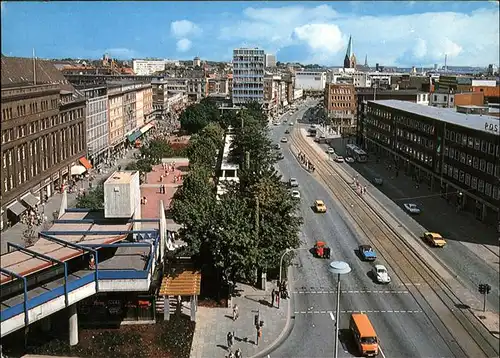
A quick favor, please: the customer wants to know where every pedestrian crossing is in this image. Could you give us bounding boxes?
[293,309,423,315]
[292,289,410,294]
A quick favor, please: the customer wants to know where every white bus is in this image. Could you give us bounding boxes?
[346,144,368,163]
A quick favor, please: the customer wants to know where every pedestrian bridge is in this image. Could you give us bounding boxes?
[0,208,162,338]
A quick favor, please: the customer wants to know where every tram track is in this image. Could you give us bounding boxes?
[291,128,498,358]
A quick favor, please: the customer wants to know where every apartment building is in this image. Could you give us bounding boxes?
[363,100,500,227]
[324,83,357,134]
[265,54,277,68]
[232,48,265,105]
[206,74,230,97]
[132,60,167,76]
[108,88,124,151]
[295,71,327,92]
[1,56,86,229]
[79,85,109,167]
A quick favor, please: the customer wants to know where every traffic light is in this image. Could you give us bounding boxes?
[479,284,486,294]
[485,284,491,294]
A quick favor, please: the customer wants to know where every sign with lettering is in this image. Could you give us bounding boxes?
[484,122,499,133]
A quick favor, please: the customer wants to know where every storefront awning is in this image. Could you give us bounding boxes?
[71,165,87,176]
[140,123,154,134]
[127,130,142,143]
[7,201,28,217]
[79,157,92,170]
[21,192,40,209]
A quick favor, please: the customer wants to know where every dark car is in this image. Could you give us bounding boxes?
[285,129,290,134]
[276,152,284,160]
[359,244,377,261]
[372,177,383,186]
[274,143,280,150]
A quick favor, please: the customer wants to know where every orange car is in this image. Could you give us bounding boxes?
[314,240,331,259]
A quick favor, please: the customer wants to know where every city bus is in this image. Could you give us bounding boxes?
[346,144,368,163]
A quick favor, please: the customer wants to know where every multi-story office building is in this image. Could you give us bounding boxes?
[295,71,327,93]
[132,60,167,76]
[265,54,277,68]
[363,99,500,227]
[232,48,265,105]
[1,56,86,229]
[79,85,109,167]
[324,83,357,134]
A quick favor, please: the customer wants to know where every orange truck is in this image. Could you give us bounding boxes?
[349,313,379,356]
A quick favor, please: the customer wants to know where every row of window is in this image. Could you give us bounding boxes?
[444,146,500,178]
[367,108,436,136]
[396,128,434,150]
[445,129,498,156]
[2,99,58,121]
[2,124,84,193]
[443,163,500,200]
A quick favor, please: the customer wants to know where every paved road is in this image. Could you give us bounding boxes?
[268,101,457,358]
[317,138,500,314]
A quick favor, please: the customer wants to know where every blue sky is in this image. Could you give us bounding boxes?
[1,1,499,67]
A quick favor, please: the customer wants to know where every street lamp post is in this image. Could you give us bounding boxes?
[329,261,352,358]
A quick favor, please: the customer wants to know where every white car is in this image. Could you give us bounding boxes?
[403,203,421,214]
[334,156,344,163]
[289,178,299,187]
[291,190,301,200]
[327,147,335,154]
[373,264,391,284]
[345,156,355,163]
[281,137,288,143]
[289,122,294,126]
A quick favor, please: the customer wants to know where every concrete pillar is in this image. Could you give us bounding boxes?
[159,200,166,261]
[163,296,170,321]
[41,317,51,332]
[482,203,487,222]
[68,304,78,346]
[58,190,68,219]
[190,295,196,322]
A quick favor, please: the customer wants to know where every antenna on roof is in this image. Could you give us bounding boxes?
[33,48,37,85]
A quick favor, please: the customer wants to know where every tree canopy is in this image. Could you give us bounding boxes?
[179,98,221,134]
[75,184,105,210]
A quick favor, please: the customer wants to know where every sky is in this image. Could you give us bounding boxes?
[1,1,499,67]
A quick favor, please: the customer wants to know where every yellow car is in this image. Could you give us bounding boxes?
[315,200,327,213]
[423,232,446,247]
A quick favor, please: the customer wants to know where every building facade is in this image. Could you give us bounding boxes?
[80,86,109,166]
[132,60,167,76]
[295,71,327,92]
[1,56,87,230]
[265,54,277,68]
[362,99,500,229]
[232,48,265,105]
[324,83,357,134]
[108,89,124,150]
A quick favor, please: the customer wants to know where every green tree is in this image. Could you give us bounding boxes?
[185,122,224,168]
[126,158,154,173]
[179,105,209,134]
[140,139,174,162]
[75,184,105,210]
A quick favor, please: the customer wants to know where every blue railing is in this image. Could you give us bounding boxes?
[1,234,161,324]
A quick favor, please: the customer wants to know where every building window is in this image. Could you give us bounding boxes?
[481,140,487,153]
[473,157,479,169]
[447,165,453,177]
[474,138,480,150]
[471,176,478,189]
[493,186,499,200]
[478,179,485,193]
[466,154,472,166]
[459,171,465,182]
[453,168,459,180]
[485,183,492,197]
[479,159,486,172]
[460,152,466,164]
[465,173,471,186]
[486,162,493,175]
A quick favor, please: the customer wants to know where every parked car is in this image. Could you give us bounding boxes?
[345,156,355,163]
[359,245,377,261]
[372,177,383,186]
[289,178,299,187]
[314,200,327,213]
[327,147,335,154]
[291,190,301,200]
[281,137,288,143]
[403,203,421,214]
[372,264,391,284]
[285,129,290,134]
[289,122,294,126]
[423,232,446,247]
[334,156,344,163]
[276,152,284,160]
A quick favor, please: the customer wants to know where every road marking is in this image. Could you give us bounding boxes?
[292,290,409,294]
[293,310,423,315]
[379,345,387,358]
[329,311,335,321]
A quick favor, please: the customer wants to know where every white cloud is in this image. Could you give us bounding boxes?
[170,20,201,38]
[176,38,192,53]
[104,48,137,59]
[215,5,499,66]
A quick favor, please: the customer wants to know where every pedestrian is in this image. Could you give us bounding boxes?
[118,165,121,171]
[227,331,234,349]
[235,348,242,358]
[232,304,239,321]
[271,288,275,307]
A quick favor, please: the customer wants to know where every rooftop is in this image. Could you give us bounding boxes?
[105,171,138,185]
[370,100,499,134]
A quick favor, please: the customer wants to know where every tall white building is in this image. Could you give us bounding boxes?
[295,71,327,91]
[132,59,180,76]
[232,48,265,105]
[265,54,277,68]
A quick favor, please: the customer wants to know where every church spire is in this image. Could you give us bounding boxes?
[364,54,368,67]
[346,35,353,58]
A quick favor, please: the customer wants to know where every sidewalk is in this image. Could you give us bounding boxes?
[190,281,290,358]
[0,150,138,254]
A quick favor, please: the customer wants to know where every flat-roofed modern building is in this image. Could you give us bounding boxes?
[232,48,265,105]
[363,99,499,228]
